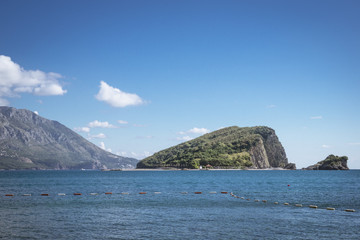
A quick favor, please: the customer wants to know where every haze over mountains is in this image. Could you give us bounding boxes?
[0,107,138,170]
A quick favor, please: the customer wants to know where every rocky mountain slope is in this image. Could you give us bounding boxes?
[303,155,349,170]
[137,126,293,169]
[0,107,138,170]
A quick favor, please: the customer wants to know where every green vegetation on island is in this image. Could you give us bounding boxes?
[137,126,289,169]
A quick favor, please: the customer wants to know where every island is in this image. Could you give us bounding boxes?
[137,126,296,170]
[303,154,349,170]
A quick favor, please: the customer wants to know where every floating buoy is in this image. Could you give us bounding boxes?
[105,192,112,195]
[262,200,267,203]
[121,192,129,195]
[58,193,66,196]
[194,192,202,194]
[154,192,161,194]
[345,209,355,212]
[240,197,245,199]
[181,192,188,194]
[246,199,251,201]
[254,199,259,202]
[274,202,279,204]
[309,205,318,209]
[73,193,82,196]
[139,192,147,194]
[23,194,31,196]
[326,207,335,210]
[288,185,290,187]
[5,194,14,197]
[295,204,303,207]
[284,203,289,205]
[41,193,49,196]
[209,191,217,194]
[90,193,98,195]
[221,192,228,194]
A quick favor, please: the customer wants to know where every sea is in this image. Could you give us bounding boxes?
[0,170,359,240]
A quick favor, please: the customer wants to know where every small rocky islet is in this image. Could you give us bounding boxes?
[303,155,349,170]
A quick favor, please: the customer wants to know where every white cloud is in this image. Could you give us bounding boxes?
[118,120,128,124]
[322,144,331,148]
[0,98,10,106]
[310,116,323,120]
[176,136,193,141]
[99,142,112,152]
[188,127,210,135]
[88,120,116,128]
[95,81,144,107]
[117,151,152,159]
[91,133,106,139]
[75,127,90,133]
[0,55,67,104]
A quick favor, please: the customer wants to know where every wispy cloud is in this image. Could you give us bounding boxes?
[95,81,144,108]
[322,144,331,148]
[75,127,90,133]
[117,151,152,159]
[0,55,67,105]
[118,120,128,124]
[88,120,116,128]
[310,116,323,120]
[188,127,210,134]
[90,133,106,139]
[348,142,360,146]
[176,127,210,141]
[176,136,193,141]
[267,104,276,108]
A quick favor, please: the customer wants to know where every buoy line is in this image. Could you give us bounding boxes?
[1,191,357,213]
[228,192,356,213]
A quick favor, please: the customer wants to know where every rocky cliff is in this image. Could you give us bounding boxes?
[0,106,138,170]
[303,155,349,170]
[137,126,293,169]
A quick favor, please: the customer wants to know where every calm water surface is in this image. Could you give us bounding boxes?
[0,170,359,239]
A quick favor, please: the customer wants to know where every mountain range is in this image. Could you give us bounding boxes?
[0,107,138,170]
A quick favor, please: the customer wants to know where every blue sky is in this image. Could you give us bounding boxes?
[1,0,359,168]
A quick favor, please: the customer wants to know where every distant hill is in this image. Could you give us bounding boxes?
[137,126,292,169]
[0,107,138,170]
[303,155,349,170]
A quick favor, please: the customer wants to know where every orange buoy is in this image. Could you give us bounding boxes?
[139,192,147,194]
[221,192,228,194]
[194,192,202,194]
[5,194,14,197]
[105,192,112,195]
[73,193,82,196]
[41,193,49,196]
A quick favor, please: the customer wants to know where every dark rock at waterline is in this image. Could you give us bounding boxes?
[303,155,349,170]
[284,163,296,170]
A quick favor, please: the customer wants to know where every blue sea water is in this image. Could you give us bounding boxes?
[0,170,359,239]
